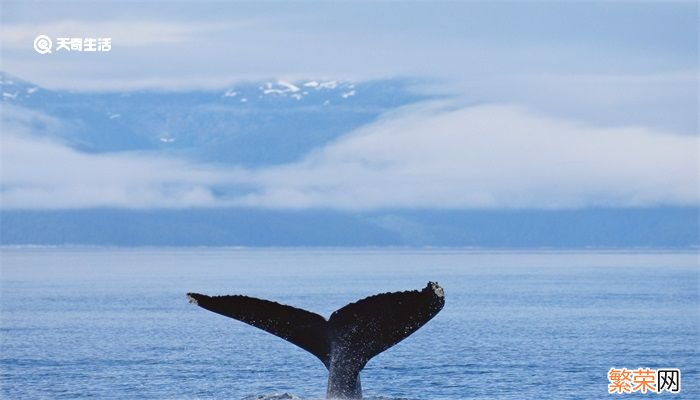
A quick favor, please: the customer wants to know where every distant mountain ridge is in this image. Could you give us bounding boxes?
[2,73,697,248]
[1,208,697,248]
[1,72,430,166]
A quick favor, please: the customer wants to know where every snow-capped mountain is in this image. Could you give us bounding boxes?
[3,72,695,248]
[1,72,428,166]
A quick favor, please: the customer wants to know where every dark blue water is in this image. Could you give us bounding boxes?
[1,249,698,399]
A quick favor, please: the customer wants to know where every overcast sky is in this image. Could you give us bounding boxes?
[1,1,698,210]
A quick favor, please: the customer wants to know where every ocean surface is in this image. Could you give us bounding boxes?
[1,248,698,399]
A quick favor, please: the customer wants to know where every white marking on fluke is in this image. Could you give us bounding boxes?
[430,281,445,298]
[186,294,198,305]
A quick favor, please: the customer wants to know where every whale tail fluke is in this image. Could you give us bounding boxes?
[187,282,445,399]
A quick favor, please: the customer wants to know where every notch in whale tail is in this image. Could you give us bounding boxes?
[187,282,445,399]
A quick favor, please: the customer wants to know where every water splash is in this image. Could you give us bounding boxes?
[241,395,413,400]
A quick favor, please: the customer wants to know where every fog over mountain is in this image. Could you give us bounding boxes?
[1,73,697,247]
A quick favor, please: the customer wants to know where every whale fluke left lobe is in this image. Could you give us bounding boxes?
[186,292,331,365]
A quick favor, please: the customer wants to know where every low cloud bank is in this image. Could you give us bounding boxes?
[2,102,697,210]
